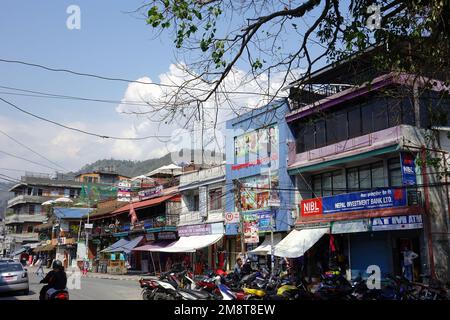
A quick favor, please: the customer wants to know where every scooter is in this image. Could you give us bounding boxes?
[42,288,70,300]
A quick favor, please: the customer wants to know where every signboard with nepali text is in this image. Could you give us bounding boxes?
[301,188,407,217]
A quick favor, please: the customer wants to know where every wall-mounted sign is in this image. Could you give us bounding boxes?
[401,153,417,186]
[178,224,211,237]
[84,223,93,229]
[371,215,423,231]
[331,219,370,234]
[138,185,163,200]
[225,212,240,224]
[157,232,177,240]
[300,188,407,216]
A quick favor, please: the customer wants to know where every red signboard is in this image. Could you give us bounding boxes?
[301,198,323,216]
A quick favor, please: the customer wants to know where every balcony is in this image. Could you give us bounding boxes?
[179,165,225,188]
[7,195,54,208]
[288,125,427,172]
[6,233,39,243]
[178,209,224,226]
[5,214,47,225]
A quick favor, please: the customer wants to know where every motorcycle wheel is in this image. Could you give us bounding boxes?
[153,292,176,300]
[142,290,154,300]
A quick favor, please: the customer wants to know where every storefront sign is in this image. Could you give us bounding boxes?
[371,215,423,231]
[225,212,240,224]
[401,153,417,186]
[138,185,163,200]
[301,188,407,216]
[178,224,211,237]
[157,232,177,240]
[257,211,273,232]
[301,198,323,217]
[331,219,370,234]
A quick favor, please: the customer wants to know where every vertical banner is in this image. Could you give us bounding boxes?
[199,186,207,218]
[401,153,417,186]
[243,213,259,244]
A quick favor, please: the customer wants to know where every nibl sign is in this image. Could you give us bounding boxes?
[301,188,407,216]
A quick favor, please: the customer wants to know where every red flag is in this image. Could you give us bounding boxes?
[329,234,336,252]
[129,202,138,225]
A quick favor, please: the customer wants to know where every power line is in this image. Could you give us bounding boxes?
[0,96,171,141]
[0,58,283,98]
[0,86,255,111]
[0,149,61,171]
[0,128,68,172]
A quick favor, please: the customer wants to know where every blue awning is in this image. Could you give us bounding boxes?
[53,207,94,219]
[101,238,129,253]
[104,236,144,254]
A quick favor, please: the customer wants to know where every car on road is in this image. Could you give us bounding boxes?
[0,261,29,295]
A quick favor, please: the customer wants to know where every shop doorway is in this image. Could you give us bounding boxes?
[393,236,421,281]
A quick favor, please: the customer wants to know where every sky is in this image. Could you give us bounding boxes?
[0,0,327,180]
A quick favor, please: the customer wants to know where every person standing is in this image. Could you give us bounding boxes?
[35,257,45,277]
[402,246,419,281]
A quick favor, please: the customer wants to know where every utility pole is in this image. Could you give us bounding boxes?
[236,180,245,258]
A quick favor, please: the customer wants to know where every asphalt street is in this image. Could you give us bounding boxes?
[0,270,142,300]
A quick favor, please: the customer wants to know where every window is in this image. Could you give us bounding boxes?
[29,205,35,215]
[311,170,344,197]
[327,112,347,144]
[348,107,361,138]
[361,102,373,135]
[27,226,33,233]
[371,162,385,188]
[209,189,222,210]
[372,101,388,132]
[388,157,402,187]
[401,98,415,125]
[193,194,200,211]
[387,98,402,127]
[345,161,386,191]
[315,120,326,148]
[70,189,77,198]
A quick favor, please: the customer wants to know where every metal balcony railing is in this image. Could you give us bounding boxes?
[180,165,225,186]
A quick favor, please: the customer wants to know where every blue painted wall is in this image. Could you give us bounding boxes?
[225,100,295,235]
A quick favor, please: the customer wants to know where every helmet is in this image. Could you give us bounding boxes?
[52,260,63,270]
[216,269,227,276]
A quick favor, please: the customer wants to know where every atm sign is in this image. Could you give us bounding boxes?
[301,198,323,216]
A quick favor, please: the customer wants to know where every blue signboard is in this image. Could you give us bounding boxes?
[401,153,417,186]
[322,188,407,214]
[257,211,273,232]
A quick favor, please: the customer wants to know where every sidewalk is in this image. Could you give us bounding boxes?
[27,265,153,282]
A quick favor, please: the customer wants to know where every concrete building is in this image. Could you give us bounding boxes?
[225,101,296,269]
[5,174,83,255]
[283,56,450,282]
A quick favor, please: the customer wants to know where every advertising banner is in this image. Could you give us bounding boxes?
[138,185,163,200]
[225,212,240,224]
[243,213,259,243]
[178,224,211,237]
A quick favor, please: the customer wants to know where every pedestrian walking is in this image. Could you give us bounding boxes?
[35,257,45,277]
[82,259,89,276]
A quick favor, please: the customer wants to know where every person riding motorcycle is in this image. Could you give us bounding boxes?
[241,258,253,276]
[39,260,67,300]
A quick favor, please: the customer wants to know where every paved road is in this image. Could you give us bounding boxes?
[0,270,142,300]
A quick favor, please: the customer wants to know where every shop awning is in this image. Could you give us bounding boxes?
[274,227,329,258]
[109,236,144,253]
[249,233,283,256]
[10,247,27,257]
[132,241,176,252]
[146,234,224,253]
[33,244,56,252]
[100,238,129,253]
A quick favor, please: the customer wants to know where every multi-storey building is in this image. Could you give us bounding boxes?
[5,174,83,254]
[279,53,450,282]
[225,101,296,269]
[177,164,226,271]
[75,168,129,184]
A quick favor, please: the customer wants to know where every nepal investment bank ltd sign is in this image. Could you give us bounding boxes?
[301,188,407,217]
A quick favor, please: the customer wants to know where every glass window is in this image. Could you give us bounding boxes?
[315,120,326,148]
[322,173,332,197]
[27,226,33,233]
[372,100,388,132]
[361,103,373,135]
[193,195,200,211]
[326,112,347,144]
[359,165,371,190]
[348,107,361,138]
[387,98,402,127]
[402,98,415,125]
[332,170,345,195]
[388,158,402,187]
[346,168,359,192]
[371,162,385,188]
[209,189,222,210]
[312,175,322,198]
